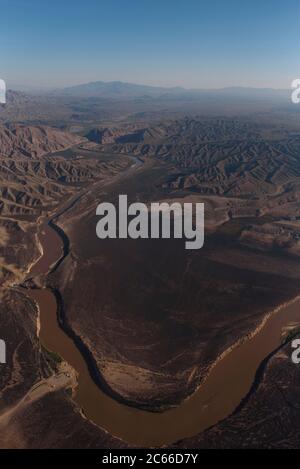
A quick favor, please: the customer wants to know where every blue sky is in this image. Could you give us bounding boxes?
[0,0,299,89]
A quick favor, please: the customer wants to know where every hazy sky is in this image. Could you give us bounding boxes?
[1,0,299,89]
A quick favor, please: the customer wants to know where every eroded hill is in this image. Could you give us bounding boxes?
[2,116,300,448]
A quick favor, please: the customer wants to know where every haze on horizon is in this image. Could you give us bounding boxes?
[1,0,300,90]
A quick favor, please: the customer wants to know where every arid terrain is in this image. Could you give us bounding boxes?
[175,335,300,449]
[1,88,300,448]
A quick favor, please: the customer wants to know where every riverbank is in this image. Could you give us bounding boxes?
[21,191,300,446]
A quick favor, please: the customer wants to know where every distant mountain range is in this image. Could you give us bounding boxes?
[46,80,289,101]
[51,81,186,98]
[2,82,294,126]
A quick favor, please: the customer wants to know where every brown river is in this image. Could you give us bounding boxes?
[26,205,300,447]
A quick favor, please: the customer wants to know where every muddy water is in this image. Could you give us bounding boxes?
[30,219,63,277]
[27,218,300,446]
